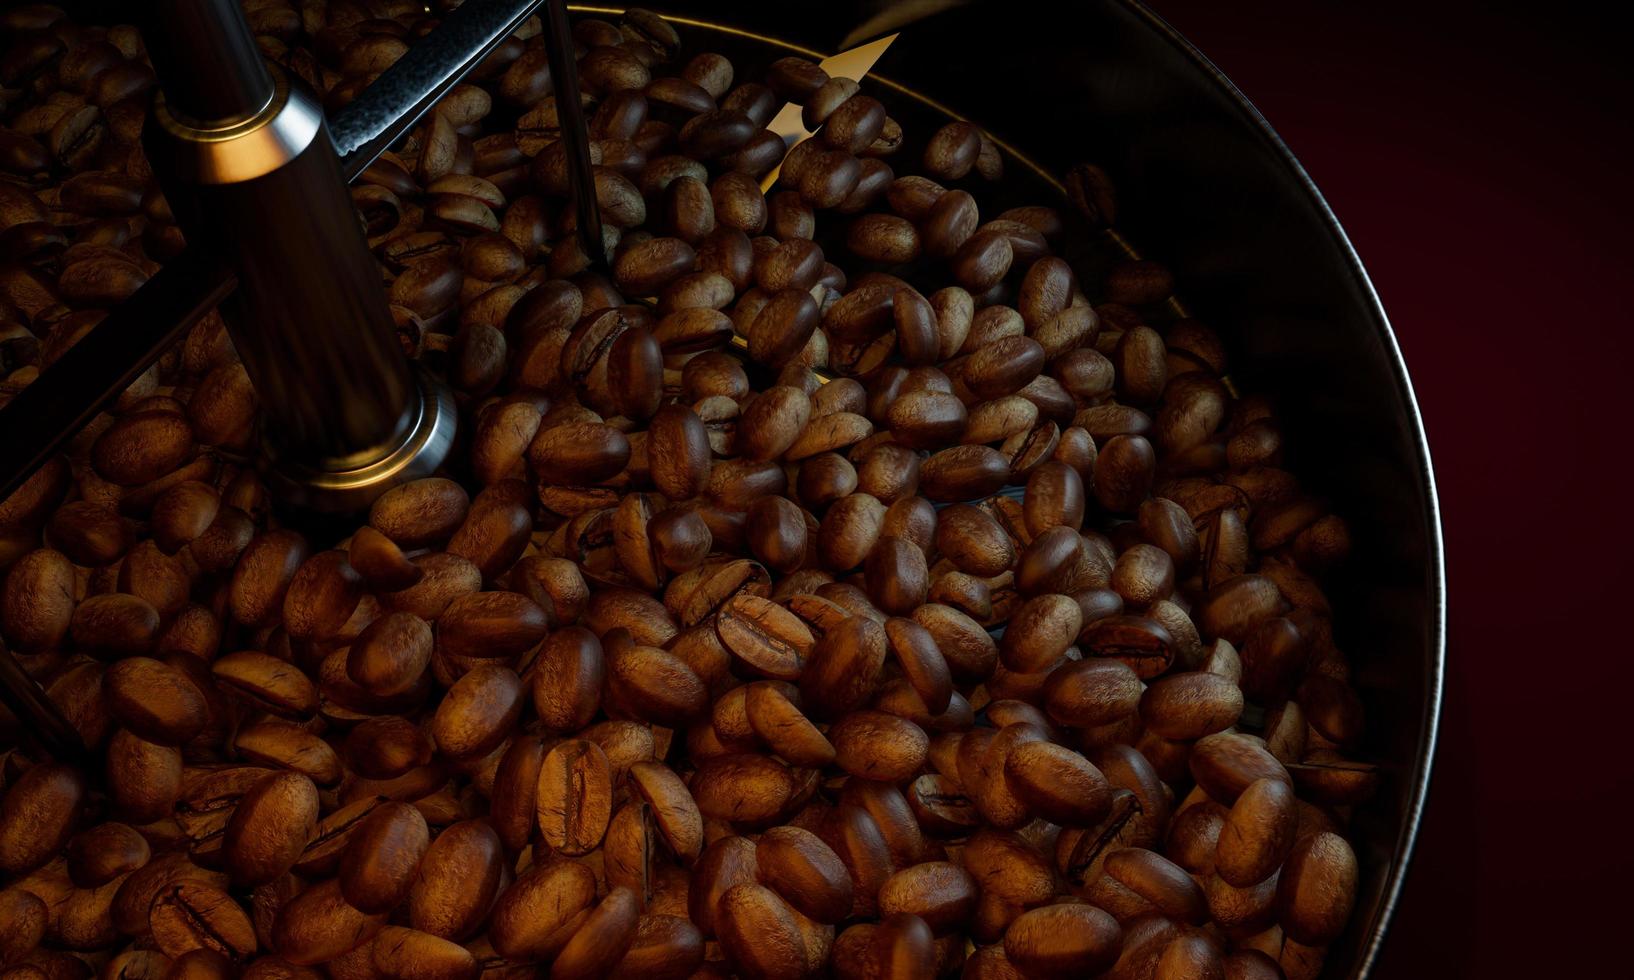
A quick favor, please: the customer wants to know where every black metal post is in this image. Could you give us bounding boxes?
[140,0,454,513]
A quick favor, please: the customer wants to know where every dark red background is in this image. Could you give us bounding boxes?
[1144,1,1634,975]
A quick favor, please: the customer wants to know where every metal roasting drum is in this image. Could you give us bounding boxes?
[0,1,1443,975]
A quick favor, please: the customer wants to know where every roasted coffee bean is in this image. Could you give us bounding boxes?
[1140,671,1244,740]
[431,665,523,759]
[347,611,432,697]
[340,802,429,915]
[223,772,319,888]
[1003,741,1112,826]
[536,739,613,855]
[408,820,504,941]
[756,825,853,924]
[271,877,386,966]
[2,13,1373,969]
[1276,832,1357,945]
[923,122,982,182]
[0,763,85,874]
[1003,902,1122,978]
[102,656,206,745]
[150,884,257,961]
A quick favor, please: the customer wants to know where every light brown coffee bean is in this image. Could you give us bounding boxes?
[536,739,613,856]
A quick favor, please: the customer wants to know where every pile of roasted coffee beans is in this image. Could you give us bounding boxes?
[0,3,1376,979]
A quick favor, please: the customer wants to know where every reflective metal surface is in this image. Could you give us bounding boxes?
[329,0,548,179]
[148,69,322,184]
[144,60,443,512]
[265,366,459,515]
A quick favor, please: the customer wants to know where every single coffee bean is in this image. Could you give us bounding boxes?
[407,820,505,941]
[150,884,257,961]
[1275,832,1357,945]
[536,739,613,856]
[223,772,319,888]
[1002,902,1122,979]
[756,825,853,924]
[339,802,429,915]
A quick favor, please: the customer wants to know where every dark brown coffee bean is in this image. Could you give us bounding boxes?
[528,420,631,485]
[923,122,982,182]
[1213,778,1297,888]
[849,213,928,266]
[408,820,505,941]
[756,825,853,925]
[371,926,477,980]
[0,762,85,875]
[614,236,696,296]
[1003,902,1122,978]
[678,109,755,159]
[1140,672,1244,740]
[431,664,523,759]
[831,710,928,782]
[748,288,819,367]
[950,229,1013,292]
[340,802,429,915]
[272,876,387,965]
[875,861,977,935]
[716,593,815,680]
[690,753,798,827]
[0,887,47,964]
[865,537,929,615]
[65,821,149,887]
[223,772,319,889]
[608,914,705,980]
[102,656,206,745]
[150,884,257,961]
[90,411,193,486]
[1189,733,1291,806]
[1276,832,1357,945]
[870,913,935,979]
[823,95,888,154]
[648,404,711,500]
[1000,593,1081,673]
[919,446,1010,502]
[1,548,74,652]
[212,651,318,717]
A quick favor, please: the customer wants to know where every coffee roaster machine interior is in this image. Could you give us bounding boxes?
[0,2,1443,975]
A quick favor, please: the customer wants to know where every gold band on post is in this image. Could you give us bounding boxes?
[149,67,323,185]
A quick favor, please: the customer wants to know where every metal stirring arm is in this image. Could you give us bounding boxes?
[0,0,602,757]
[0,0,602,504]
